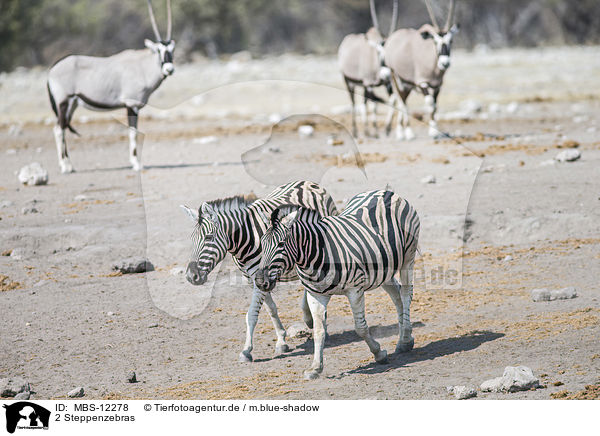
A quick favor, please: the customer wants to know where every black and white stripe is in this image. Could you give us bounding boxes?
[256,189,419,379]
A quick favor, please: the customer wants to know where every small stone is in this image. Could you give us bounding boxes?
[298,125,314,138]
[531,288,551,302]
[169,267,185,276]
[14,391,30,400]
[449,385,477,400]
[506,102,520,114]
[420,175,436,184]
[112,258,154,274]
[21,207,39,214]
[503,255,513,262]
[539,159,555,167]
[0,377,30,397]
[74,194,89,201]
[0,200,13,209]
[551,287,577,300]
[268,113,282,124]
[126,371,137,383]
[193,136,218,145]
[481,366,540,393]
[147,323,159,328]
[17,162,49,186]
[555,149,581,162]
[68,387,85,398]
[286,322,311,338]
[107,311,115,317]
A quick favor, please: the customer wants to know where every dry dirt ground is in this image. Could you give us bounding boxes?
[0,47,599,400]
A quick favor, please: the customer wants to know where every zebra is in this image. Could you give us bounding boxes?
[180,181,337,363]
[255,190,420,379]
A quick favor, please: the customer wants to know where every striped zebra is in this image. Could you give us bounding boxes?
[180,181,337,363]
[255,190,420,379]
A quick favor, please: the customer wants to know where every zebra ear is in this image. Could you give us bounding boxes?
[281,211,298,228]
[201,202,218,224]
[270,208,281,225]
[180,205,199,223]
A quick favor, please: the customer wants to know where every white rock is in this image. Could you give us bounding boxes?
[460,100,482,115]
[6,148,17,155]
[555,149,581,162]
[286,322,311,338]
[169,267,185,276]
[448,385,477,400]
[74,194,89,201]
[268,113,283,124]
[298,125,314,138]
[17,162,48,186]
[506,102,520,114]
[503,255,513,262]
[481,366,540,393]
[193,135,218,145]
[68,387,85,398]
[0,200,14,209]
[551,287,577,300]
[531,288,551,302]
[0,377,30,397]
[420,175,436,184]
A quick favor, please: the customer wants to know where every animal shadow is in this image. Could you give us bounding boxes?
[332,330,505,378]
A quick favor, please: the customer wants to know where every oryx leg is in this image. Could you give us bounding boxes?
[344,77,358,138]
[363,87,378,138]
[425,87,441,138]
[263,291,290,355]
[239,282,267,362]
[127,107,142,171]
[384,93,398,137]
[301,289,313,329]
[304,292,330,380]
[346,289,388,364]
[391,76,414,140]
[54,98,77,173]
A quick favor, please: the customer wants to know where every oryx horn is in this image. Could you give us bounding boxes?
[444,0,456,32]
[147,0,162,41]
[423,0,440,31]
[389,0,398,36]
[370,0,380,33]
[166,0,172,40]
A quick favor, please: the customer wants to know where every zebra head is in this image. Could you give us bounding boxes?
[255,207,299,292]
[181,203,228,286]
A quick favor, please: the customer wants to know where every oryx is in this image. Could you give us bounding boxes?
[47,0,175,173]
[384,0,459,140]
[337,0,398,138]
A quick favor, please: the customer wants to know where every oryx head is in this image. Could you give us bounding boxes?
[422,0,459,71]
[180,203,228,286]
[255,207,299,292]
[146,0,175,77]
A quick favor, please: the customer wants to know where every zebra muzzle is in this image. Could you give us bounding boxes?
[255,268,276,292]
[186,262,207,285]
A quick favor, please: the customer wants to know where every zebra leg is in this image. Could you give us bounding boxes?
[346,289,388,364]
[239,283,266,362]
[301,289,313,329]
[127,107,142,171]
[304,292,330,380]
[382,279,412,353]
[397,268,415,352]
[263,291,290,355]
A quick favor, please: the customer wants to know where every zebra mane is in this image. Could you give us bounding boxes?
[200,193,258,221]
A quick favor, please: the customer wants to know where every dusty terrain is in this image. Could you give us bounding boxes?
[0,47,599,400]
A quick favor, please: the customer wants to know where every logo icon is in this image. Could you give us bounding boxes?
[2,402,50,434]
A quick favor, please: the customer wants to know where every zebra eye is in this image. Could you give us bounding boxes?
[204,234,214,242]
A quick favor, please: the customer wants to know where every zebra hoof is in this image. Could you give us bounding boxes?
[275,344,290,355]
[374,349,388,364]
[238,351,253,362]
[396,339,414,353]
[303,369,321,380]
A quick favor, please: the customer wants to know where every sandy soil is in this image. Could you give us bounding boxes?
[0,47,599,400]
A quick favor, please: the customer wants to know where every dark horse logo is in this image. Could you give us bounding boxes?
[3,402,50,434]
